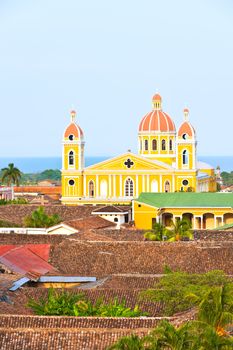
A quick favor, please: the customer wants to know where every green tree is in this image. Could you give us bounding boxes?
[24,206,61,228]
[167,218,193,241]
[107,334,146,350]
[140,270,231,316]
[1,163,21,186]
[144,222,169,241]
[147,320,197,350]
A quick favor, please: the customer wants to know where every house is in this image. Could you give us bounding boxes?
[133,192,233,230]
[92,205,132,229]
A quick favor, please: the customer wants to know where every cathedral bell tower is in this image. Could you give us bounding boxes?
[61,110,85,202]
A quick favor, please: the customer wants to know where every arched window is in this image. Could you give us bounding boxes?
[182,150,188,165]
[144,140,148,151]
[169,139,173,151]
[152,139,157,151]
[165,180,170,193]
[125,178,134,197]
[69,151,74,165]
[162,139,166,151]
[89,180,94,197]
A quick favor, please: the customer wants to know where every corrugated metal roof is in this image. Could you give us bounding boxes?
[38,276,96,283]
[0,245,55,276]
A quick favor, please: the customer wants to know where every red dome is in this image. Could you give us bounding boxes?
[139,110,176,133]
[178,121,195,137]
[64,123,84,139]
[152,93,162,101]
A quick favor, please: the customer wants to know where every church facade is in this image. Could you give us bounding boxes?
[61,94,216,205]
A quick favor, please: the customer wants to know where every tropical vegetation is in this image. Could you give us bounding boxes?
[221,171,233,186]
[24,206,61,228]
[140,270,232,316]
[28,289,146,317]
[1,163,22,186]
[108,285,233,349]
[144,219,193,242]
[0,198,28,205]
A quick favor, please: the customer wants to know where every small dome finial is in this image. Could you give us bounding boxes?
[183,108,189,121]
[70,110,76,122]
[152,92,162,110]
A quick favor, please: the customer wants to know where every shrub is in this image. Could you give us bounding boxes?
[28,289,147,317]
[140,270,232,316]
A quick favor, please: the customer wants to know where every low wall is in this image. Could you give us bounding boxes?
[194,230,233,240]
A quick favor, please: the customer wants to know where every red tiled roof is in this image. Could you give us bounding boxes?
[178,121,195,137]
[0,244,55,276]
[139,110,176,133]
[92,205,131,213]
[64,216,116,231]
[64,122,84,139]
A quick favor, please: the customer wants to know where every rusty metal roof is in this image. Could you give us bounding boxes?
[0,244,55,276]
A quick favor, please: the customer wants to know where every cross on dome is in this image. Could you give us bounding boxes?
[70,110,76,122]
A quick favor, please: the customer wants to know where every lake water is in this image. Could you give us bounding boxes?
[0,156,232,173]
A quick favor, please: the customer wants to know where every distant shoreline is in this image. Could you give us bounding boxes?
[0,156,232,173]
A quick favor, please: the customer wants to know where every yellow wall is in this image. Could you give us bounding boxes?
[133,201,233,230]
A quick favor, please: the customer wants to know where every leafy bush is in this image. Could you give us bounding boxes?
[24,206,61,228]
[109,286,233,349]
[140,270,232,316]
[28,289,147,317]
[0,198,28,205]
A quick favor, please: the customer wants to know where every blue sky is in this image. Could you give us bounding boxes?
[0,0,233,157]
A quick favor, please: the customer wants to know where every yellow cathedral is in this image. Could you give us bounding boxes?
[61,93,216,205]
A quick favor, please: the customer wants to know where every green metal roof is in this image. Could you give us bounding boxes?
[213,223,233,231]
[136,192,233,208]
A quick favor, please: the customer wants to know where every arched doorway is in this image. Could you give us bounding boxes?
[151,180,158,192]
[100,180,107,197]
[182,213,193,228]
[223,213,233,225]
[164,181,170,193]
[162,213,173,227]
[203,213,215,229]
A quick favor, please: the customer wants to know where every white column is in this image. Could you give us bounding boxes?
[160,175,162,192]
[96,175,99,197]
[109,175,112,197]
[83,175,86,197]
[142,175,145,192]
[147,175,149,192]
[113,175,116,197]
[136,175,139,197]
[120,175,122,197]
[172,175,175,192]
[200,216,203,230]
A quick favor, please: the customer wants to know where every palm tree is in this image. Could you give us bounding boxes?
[144,222,169,241]
[197,286,233,336]
[1,163,21,186]
[188,286,233,349]
[147,320,197,350]
[167,218,193,241]
[107,334,146,349]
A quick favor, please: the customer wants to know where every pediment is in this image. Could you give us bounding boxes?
[85,153,172,171]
